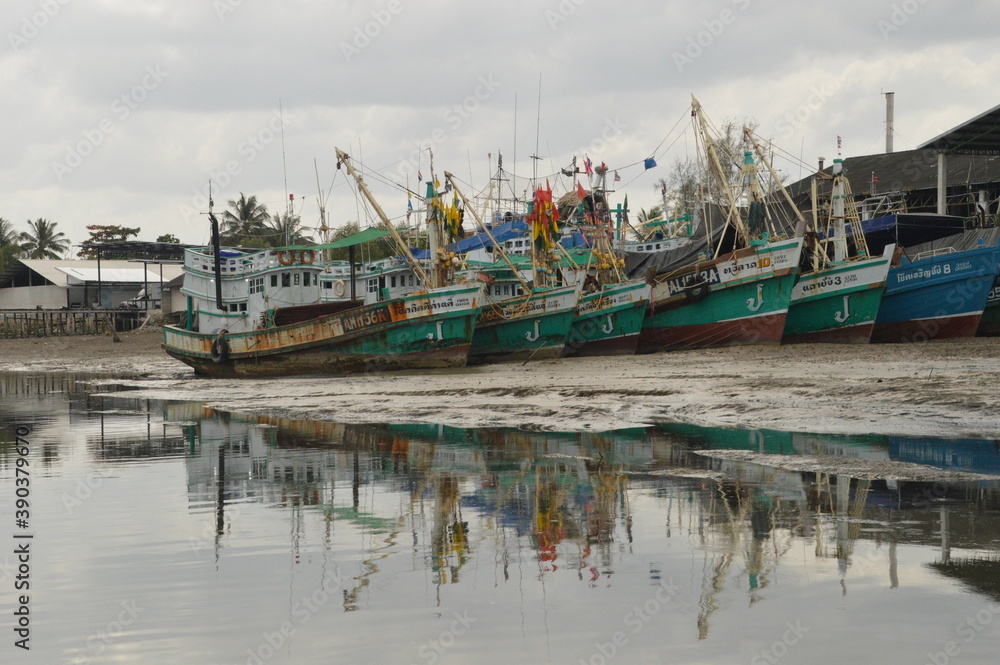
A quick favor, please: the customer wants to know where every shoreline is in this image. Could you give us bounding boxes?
[2,329,1000,438]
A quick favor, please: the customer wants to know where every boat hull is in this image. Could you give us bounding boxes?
[162,284,481,378]
[783,247,894,345]
[871,244,1000,344]
[468,285,578,364]
[564,281,650,357]
[637,237,802,353]
[976,279,1000,336]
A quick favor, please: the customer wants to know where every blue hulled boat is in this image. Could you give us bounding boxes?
[871,232,1000,343]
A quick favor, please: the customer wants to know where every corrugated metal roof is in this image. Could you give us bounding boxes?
[786,150,1000,199]
[919,101,1000,155]
[56,267,169,284]
[0,260,184,288]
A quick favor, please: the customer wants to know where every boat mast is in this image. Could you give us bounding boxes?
[692,95,749,250]
[830,159,848,261]
[744,129,807,238]
[425,149,442,289]
[445,171,531,293]
[335,148,430,287]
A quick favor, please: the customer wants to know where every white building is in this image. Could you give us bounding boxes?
[0,259,184,310]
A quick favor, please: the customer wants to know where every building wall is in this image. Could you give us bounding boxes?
[162,286,186,315]
[0,285,67,309]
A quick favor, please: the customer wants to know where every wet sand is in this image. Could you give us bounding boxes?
[2,328,999,438]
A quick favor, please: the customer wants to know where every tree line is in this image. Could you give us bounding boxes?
[0,218,71,272]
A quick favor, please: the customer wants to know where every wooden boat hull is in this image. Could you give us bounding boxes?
[468,285,579,364]
[637,237,802,353]
[783,247,894,345]
[162,284,481,378]
[871,244,1000,344]
[564,281,650,357]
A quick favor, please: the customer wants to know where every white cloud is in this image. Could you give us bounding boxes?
[1,0,997,246]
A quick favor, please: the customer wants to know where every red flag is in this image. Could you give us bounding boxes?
[576,182,586,201]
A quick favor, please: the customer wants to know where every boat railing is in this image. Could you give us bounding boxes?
[912,246,957,261]
[185,249,275,276]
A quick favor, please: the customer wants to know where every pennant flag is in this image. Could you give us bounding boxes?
[406,197,413,220]
[872,174,879,182]
[584,155,593,177]
[434,176,441,192]
[614,170,621,182]
[644,157,657,170]
[623,195,629,224]
[576,182,586,201]
[417,170,423,182]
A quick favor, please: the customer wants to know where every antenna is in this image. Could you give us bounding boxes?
[314,158,329,245]
[531,74,542,186]
[512,92,517,208]
[279,99,289,211]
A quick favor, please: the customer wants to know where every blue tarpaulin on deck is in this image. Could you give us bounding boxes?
[410,220,528,259]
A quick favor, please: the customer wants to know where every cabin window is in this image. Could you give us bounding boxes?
[367,279,378,294]
[293,273,301,286]
[302,272,311,287]
[270,275,278,288]
[249,277,264,295]
[503,285,510,295]
[322,281,332,290]
[390,276,397,288]
[409,275,415,286]
[494,285,501,296]
[281,273,290,288]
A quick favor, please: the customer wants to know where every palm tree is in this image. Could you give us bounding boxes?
[222,193,270,245]
[264,211,314,247]
[0,217,20,246]
[634,205,664,241]
[0,218,23,272]
[20,218,70,259]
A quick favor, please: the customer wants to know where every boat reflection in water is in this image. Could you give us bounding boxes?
[4,369,1000,664]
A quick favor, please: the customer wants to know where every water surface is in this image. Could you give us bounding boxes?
[2,372,999,664]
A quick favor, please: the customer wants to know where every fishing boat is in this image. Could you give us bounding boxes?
[870,228,1000,343]
[558,172,649,357]
[162,154,482,377]
[781,157,895,344]
[445,173,579,364]
[634,97,803,353]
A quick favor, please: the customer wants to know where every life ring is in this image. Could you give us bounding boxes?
[210,333,230,363]
[278,250,294,266]
[332,280,347,297]
[683,275,709,303]
[301,249,315,265]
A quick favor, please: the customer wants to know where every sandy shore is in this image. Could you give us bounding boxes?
[2,327,999,438]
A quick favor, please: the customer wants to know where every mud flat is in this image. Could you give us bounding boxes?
[2,329,1000,438]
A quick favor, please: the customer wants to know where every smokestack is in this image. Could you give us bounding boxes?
[885,91,894,154]
[818,156,825,172]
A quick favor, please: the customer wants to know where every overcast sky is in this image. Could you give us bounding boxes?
[3,0,998,250]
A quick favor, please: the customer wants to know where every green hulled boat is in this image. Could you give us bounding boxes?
[784,159,894,344]
[469,284,579,364]
[639,236,803,352]
[566,280,650,356]
[162,246,483,378]
[784,246,895,343]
